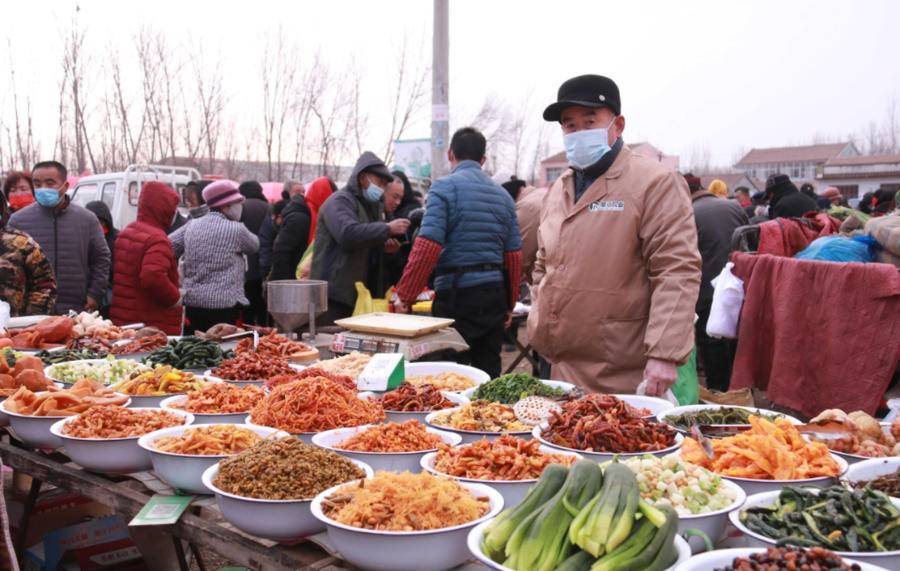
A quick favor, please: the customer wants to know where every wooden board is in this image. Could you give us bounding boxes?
[334,313,455,338]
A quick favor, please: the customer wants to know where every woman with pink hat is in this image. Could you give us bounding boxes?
[169,180,259,334]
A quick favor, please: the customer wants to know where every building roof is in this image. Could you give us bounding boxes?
[734,143,853,166]
[824,153,900,166]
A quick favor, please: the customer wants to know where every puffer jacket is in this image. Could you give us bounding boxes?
[311,152,390,307]
[270,195,311,281]
[110,182,182,334]
[418,160,521,290]
[9,199,110,314]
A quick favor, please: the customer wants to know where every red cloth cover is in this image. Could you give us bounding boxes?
[729,252,900,418]
[757,213,842,257]
[110,182,183,334]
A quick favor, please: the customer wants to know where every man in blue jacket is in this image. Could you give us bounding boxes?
[395,128,522,377]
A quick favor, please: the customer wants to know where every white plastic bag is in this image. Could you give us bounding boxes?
[0,301,9,331]
[884,399,900,423]
[635,380,679,406]
[706,262,744,339]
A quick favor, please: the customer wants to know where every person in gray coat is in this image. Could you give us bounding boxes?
[310,152,410,323]
[685,174,749,393]
[9,161,111,314]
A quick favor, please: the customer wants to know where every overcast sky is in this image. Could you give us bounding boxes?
[3,0,900,169]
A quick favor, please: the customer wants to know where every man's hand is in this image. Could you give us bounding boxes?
[504,312,513,329]
[387,218,410,236]
[393,300,410,314]
[84,296,99,312]
[384,238,401,254]
[643,358,678,397]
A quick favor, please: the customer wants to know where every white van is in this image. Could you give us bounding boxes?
[69,164,202,230]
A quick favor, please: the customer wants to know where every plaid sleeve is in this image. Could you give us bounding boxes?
[396,237,442,304]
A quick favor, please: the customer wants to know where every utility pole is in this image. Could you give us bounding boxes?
[431,0,449,179]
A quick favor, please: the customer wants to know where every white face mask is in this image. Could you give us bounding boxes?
[223,203,243,221]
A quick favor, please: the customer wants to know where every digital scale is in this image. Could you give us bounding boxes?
[314,313,470,361]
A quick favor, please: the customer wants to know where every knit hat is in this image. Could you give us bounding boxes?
[765,173,796,197]
[821,186,841,200]
[202,180,244,209]
[708,179,728,197]
[683,174,702,193]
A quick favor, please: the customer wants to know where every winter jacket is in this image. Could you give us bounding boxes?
[311,152,391,308]
[109,182,182,334]
[691,192,749,312]
[85,201,118,311]
[516,187,546,285]
[418,160,521,291]
[0,229,56,316]
[270,195,311,281]
[305,177,334,244]
[258,215,277,279]
[527,146,701,394]
[170,211,259,309]
[240,197,271,282]
[770,188,818,219]
[9,199,111,314]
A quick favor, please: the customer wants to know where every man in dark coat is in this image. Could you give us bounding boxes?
[311,152,410,323]
[238,181,271,324]
[686,174,749,392]
[259,200,287,280]
[270,195,312,281]
[766,174,817,219]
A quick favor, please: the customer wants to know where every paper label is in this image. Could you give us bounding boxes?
[129,495,193,526]
[357,353,405,392]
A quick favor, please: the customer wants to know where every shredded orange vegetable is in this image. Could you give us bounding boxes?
[151,425,262,455]
[433,435,576,480]
[681,416,842,480]
[336,420,444,452]
[63,406,185,438]
[173,383,263,414]
[322,471,490,531]
[249,377,384,433]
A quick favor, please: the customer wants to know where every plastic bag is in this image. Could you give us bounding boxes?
[672,349,699,406]
[885,398,900,423]
[636,380,679,406]
[794,235,878,263]
[0,301,8,330]
[706,262,743,339]
[352,282,373,316]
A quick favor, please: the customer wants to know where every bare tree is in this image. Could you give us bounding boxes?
[382,37,430,164]
[189,47,226,173]
[61,16,98,173]
[260,28,299,181]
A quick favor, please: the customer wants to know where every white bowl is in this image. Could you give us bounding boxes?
[672,547,888,571]
[672,478,746,552]
[312,424,461,472]
[202,370,263,388]
[614,394,675,418]
[845,456,900,495]
[420,445,581,508]
[2,397,131,449]
[657,403,802,433]
[138,423,289,494]
[45,358,150,386]
[533,424,684,462]
[425,407,532,444]
[202,458,373,542]
[0,398,8,427]
[461,379,576,403]
[380,391,470,424]
[50,408,194,474]
[403,362,490,392]
[467,518,691,571]
[730,489,900,569]
[160,395,250,425]
[312,479,503,571]
[716,452,848,496]
[245,390,381,444]
[831,422,897,465]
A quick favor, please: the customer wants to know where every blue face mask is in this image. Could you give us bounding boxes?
[563,116,617,169]
[363,182,384,203]
[34,188,62,208]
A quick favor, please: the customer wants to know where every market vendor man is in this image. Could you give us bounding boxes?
[394,127,522,378]
[528,75,701,396]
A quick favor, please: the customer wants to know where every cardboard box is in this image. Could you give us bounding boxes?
[8,490,112,548]
[24,515,145,571]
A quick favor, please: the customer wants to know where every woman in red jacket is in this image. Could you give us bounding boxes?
[110,181,183,334]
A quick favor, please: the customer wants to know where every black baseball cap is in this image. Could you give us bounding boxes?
[543,74,621,122]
